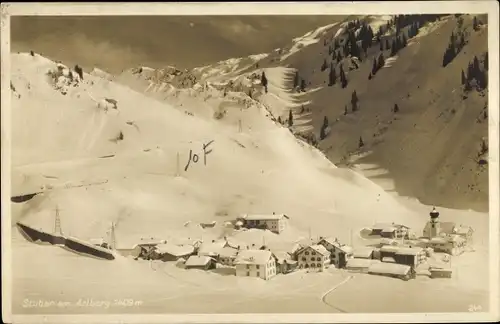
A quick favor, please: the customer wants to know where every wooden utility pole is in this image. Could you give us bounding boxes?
[238,119,242,133]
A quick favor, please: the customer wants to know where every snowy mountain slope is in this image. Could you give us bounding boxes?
[122,14,489,212]
[11,52,421,245]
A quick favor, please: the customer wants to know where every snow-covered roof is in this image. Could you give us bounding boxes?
[395,247,424,256]
[382,256,396,263]
[218,247,239,258]
[198,240,227,256]
[430,237,448,244]
[155,243,195,256]
[429,267,453,273]
[272,251,292,262]
[368,262,411,276]
[352,247,375,259]
[318,237,351,253]
[243,214,287,221]
[380,238,398,245]
[381,227,397,233]
[185,255,214,267]
[372,223,395,230]
[235,249,273,265]
[138,238,166,245]
[380,245,400,253]
[346,258,379,269]
[298,244,330,256]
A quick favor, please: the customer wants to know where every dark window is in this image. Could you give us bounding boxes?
[317,263,322,268]
[311,263,316,268]
[257,272,260,277]
[302,257,306,261]
[305,252,309,255]
[312,251,316,255]
[256,265,260,270]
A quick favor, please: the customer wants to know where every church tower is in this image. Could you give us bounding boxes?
[428,207,441,238]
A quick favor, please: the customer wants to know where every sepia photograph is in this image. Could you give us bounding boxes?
[1,2,499,323]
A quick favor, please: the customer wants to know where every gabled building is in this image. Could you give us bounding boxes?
[217,246,239,266]
[155,243,195,261]
[372,223,410,239]
[272,251,298,274]
[427,235,466,255]
[393,247,426,269]
[197,239,228,257]
[241,213,289,234]
[296,245,330,271]
[317,237,353,268]
[185,255,216,270]
[234,249,277,280]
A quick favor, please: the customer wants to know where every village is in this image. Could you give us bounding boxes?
[16,203,475,283]
[48,206,471,283]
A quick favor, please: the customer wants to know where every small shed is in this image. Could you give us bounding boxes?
[430,267,453,279]
[185,255,216,270]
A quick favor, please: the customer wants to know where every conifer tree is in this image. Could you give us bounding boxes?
[328,63,337,86]
[339,64,348,88]
[261,71,268,93]
[461,70,466,85]
[394,103,399,113]
[351,90,359,112]
[300,79,306,92]
[288,109,293,127]
[359,136,364,148]
[344,105,348,115]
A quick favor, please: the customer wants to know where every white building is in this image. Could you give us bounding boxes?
[234,249,277,280]
[242,213,289,234]
[296,244,330,271]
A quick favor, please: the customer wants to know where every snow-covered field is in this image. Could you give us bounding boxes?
[8,30,490,315]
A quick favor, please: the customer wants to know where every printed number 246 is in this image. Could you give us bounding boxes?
[468,304,482,312]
